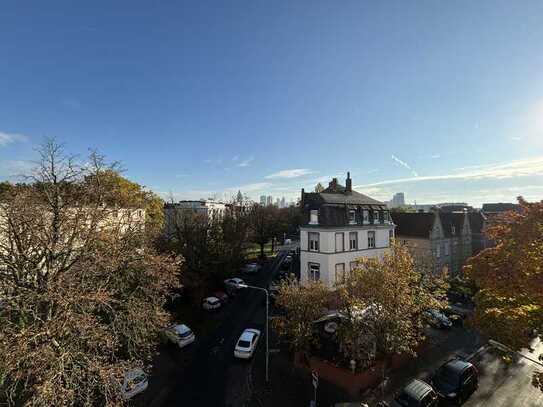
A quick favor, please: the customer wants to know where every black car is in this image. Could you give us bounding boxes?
[431,359,478,404]
[391,379,439,407]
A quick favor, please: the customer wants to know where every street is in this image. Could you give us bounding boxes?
[135,250,287,407]
[135,248,543,407]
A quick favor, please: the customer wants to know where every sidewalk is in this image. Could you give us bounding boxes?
[361,326,483,405]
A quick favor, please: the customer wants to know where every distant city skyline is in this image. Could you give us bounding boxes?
[1,2,543,207]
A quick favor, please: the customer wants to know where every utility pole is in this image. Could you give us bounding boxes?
[238,284,269,382]
[489,339,543,368]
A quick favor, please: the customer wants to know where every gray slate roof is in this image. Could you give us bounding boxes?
[304,183,384,206]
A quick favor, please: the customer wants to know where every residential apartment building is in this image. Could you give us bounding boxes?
[391,209,485,276]
[299,173,395,288]
[163,199,226,235]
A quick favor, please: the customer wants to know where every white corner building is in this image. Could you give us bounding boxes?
[299,173,395,288]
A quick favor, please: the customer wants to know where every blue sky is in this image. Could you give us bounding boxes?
[1,0,543,206]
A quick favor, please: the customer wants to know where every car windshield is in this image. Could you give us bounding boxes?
[125,374,146,391]
[179,329,192,338]
[238,339,251,348]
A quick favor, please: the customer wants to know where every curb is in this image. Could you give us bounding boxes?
[465,345,488,361]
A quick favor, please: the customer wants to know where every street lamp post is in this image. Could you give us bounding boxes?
[238,283,269,382]
[489,339,543,368]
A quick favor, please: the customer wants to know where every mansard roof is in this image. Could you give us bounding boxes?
[304,185,384,207]
[390,212,434,238]
[392,210,484,239]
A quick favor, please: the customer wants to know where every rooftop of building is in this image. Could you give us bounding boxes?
[302,173,384,207]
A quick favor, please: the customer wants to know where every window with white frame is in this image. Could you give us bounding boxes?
[436,244,441,258]
[335,263,346,284]
[349,232,358,250]
[335,232,344,252]
[348,210,356,224]
[373,210,379,224]
[308,263,320,281]
[368,231,376,248]
[384,211,390,223]
[309,232,320,252]
[363,209,369,224]
[309,210,319,225]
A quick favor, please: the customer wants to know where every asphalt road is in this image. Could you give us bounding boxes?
[140,251,287,407]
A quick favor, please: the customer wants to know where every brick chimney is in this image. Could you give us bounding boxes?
[346,172,352,193]
[329,178,338,190]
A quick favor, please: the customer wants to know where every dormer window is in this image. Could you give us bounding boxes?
[383,211,390,223]
[363,210,369,224]
[309,210,318,225]
[348,210,356,224]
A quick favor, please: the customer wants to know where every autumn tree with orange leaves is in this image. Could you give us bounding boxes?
[0,141,181,406]
[464,197,543,390]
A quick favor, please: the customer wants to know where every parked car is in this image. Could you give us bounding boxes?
[445,303,471,319]
[424,309,452,329]
[234,328,261,359]
[391,379,439,407]
[120,368,148,400]
[242,263,260,274]
[164,324,195,348]
[202,296,221,311]
[224,277,245,296]
[212,291,229,304]
[431,359,478,404]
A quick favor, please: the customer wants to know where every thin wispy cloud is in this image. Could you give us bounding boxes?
[357,156,543,188]
[0,131,28,146]
[204,158,223,165]
[391,154,418,177]
[232,155,239,161]
[227,181,271,193]
[430,154,441,159]
[265,168,313,179]
[237,156,254,167]
[0,160,34,178]
[175,173,189,178]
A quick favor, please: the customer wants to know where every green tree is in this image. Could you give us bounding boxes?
[84,169,165,238]
[248,204,276,258]
[314,182,325,193]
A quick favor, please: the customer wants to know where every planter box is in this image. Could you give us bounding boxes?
[294,346,423,398]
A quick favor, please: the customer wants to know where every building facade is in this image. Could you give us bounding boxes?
[163,199,226,235]
[299,173,395,288]
[391,209,484,276]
